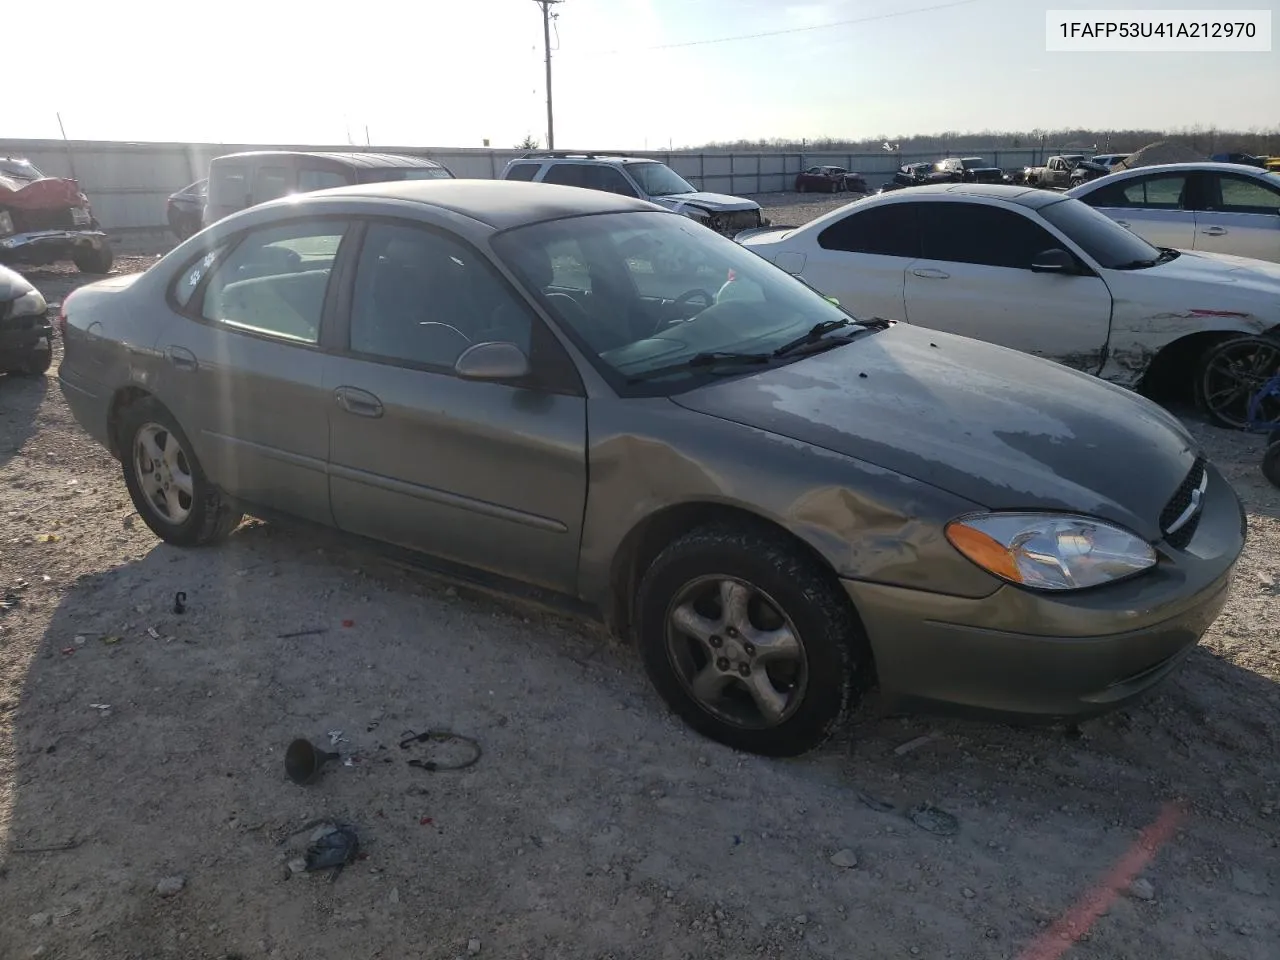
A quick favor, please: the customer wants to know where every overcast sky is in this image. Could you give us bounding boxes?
[7,0,1277,148]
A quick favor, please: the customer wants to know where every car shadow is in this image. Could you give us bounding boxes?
[0,368,49,471]
[2,509,1277,957]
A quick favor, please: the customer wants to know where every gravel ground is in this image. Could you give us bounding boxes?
[2,245,1278,960]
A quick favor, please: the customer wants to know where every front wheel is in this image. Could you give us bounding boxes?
[634,524,871,757]
[1195,335,1280,430]
[119,397,243,546]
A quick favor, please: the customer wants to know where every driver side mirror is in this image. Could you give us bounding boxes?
[1030,248,1077,274]
[454,341,531,381]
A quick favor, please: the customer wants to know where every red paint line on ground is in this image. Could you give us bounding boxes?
[1016,802,1185,960]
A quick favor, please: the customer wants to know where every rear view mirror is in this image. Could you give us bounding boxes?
[1030,248,1077,274]
[454,341,531,381]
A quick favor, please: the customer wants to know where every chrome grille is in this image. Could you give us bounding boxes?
[1159,457,1208,550]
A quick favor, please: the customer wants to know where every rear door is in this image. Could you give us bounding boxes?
[322,218,588,592]
[1075,171,1196,249]
[157,216,352,524]
[798,202,918,321]
[1191,171,1280,261]
[902,200,1111,371]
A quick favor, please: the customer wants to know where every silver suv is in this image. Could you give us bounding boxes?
[500,152,768,236]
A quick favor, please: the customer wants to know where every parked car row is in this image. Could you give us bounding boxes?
[55,178,1249,758]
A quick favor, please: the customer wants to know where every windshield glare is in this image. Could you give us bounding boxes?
[491,211,854,391]
[626,162,697,197]
[1040,197,1164,269]
[0,158,43,181]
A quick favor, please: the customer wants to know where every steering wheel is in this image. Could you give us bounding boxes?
[675,288,715,310]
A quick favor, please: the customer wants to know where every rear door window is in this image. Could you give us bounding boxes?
[542,164,591,188]
[505,163,541,181]
[297,168,352,192]
[253,165,293,203]
[1085,174,1188,210]
[198,219,349,343]
[817,203,920,257]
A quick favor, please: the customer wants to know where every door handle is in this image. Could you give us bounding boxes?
[334,386,384,418]
[166,346,198,371]
[1201,226,1228,236]
[911,268,950,280]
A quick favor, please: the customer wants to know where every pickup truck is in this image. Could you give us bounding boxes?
[1025,155,1087,189]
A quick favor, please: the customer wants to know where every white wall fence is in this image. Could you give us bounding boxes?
[1,138,1070,234]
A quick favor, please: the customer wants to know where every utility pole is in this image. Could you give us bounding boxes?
[533,0,562,150]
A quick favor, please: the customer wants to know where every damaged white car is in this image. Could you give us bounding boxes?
[735,184,1280,428]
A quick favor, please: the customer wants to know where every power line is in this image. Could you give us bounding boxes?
[567,0,980,56]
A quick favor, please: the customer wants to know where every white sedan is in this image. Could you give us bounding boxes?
[734,183,1280,428]
[1065,162,1280,263]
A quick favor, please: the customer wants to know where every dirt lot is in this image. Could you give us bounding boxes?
[2,225,1278,960]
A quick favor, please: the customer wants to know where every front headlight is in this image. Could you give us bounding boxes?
[0,210,13,236]
[945,513,1156,591]
[8,289,48,318]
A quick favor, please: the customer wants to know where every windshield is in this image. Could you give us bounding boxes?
[961,158,986,169]
[491,210,861,394]
[626,162,697,197]
[1039,197,1167,269]
[0,158,43,181]
[358,167,452,182]
[1260,171,1280,190]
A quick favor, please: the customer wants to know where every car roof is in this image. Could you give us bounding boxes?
[886,182,1067,209]
[210,150,447,169]
[1093,161,1270,175]
[296,178,660,230]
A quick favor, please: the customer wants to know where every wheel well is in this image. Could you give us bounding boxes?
[1138,331,1244,404]
[606,502,868,654]
[106,386,153,459]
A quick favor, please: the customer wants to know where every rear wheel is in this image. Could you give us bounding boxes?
[73,242,114,275]
[634,524,870,757]
[118,397,242,546]
[1263,441,1280,489]
[1195,335,1280,430]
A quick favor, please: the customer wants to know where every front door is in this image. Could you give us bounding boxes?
[155,217,351,525]
[900,200,1112,372]
[1192,171,1280,262]
[324,219,588,593]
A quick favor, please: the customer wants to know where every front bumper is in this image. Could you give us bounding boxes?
[0,228,109,265]
[0,309,53,353]
[844,461,1246,720]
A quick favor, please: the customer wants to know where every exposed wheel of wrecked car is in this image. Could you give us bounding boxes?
[1196,335,1280,430]
[635,524,870,757]
[72,243,114,275]
[119,398,242,546]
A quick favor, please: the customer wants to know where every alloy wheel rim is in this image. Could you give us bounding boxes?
[134,422,195,525]
[1202,340,1280,429]
[664,575,809,730]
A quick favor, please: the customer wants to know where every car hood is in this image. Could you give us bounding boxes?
[651,192,760,213]
[670,323,1198,538]
[0,263,37,300]
[1116,250,1280,305]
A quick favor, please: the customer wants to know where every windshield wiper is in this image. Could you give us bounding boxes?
[772,317,888,358]
[625,350,772,383]
[1113,247,1179,270]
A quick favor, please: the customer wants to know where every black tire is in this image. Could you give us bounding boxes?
[15,346,53,376]
[1195,334,1280,430]
[634,523,870,757]
[73,242,114,275]
[1263,441,1280,489]
[118,397,242,546]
